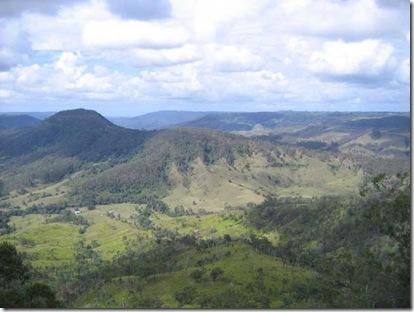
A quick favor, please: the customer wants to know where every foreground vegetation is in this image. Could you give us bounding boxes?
[0,173,409,308]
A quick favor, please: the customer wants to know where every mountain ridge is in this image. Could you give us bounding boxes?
[0,114,41,129]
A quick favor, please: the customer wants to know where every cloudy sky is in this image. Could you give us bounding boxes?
[0,0,410,115]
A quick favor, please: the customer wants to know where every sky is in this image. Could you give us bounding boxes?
[0,0,410,116]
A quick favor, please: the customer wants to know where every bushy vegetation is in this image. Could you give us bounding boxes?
[0,242,59,308]
[245,174,410,308]
[298,140,339,152]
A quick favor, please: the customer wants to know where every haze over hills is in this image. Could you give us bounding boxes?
[0,112,55,120]
[104,110,409,132]
[109,111,210,130]
[90,109,412,161]
[0,114,41,129]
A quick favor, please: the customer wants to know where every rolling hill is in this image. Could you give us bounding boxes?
[0,114,41,129]
[109,110,410,160]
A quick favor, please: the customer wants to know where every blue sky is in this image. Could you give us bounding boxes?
[0,0,410,116]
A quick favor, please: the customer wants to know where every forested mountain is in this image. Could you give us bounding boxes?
[0,109,410,308]
[0,109,152,161]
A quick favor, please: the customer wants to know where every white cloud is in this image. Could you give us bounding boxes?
[21,0,111,51]
[309,39,395,82]
[192,0,265,42]
[397,58,410,84]
[101,45,200,68]
[0,89,13,98]
[264,0,408,39]
[54,52,84,78]
[204,44,263,72]
[0,20,31,70]
[82,19,189,49]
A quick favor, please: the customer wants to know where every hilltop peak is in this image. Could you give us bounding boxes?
[45,109,112,128]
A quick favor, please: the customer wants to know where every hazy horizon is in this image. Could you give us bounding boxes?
[0,107,410,119]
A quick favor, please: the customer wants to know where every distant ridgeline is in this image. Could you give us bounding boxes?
[0,114,41,129]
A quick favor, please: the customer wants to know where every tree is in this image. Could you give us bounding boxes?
[256,268,265,291]
[24,283,59,308]
[370,129,382,139]
[175,286,197,305]
[190,269,204,282]
[210,267,224,282]
[0,242,59,308]
[0,242,28,284]
[0,179,5,197]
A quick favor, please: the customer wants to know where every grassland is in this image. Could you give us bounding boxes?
[0,200,276,268]
[0,179,70,209]
[4,214,81,267]
[1,207,142,266]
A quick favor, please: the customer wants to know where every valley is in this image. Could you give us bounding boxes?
[0,109,410,308]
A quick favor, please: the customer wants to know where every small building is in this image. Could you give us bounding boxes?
[71,208,81,215]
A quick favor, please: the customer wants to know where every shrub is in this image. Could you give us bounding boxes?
[210,267,224,282]
[175,286,197,305]
[190,269,204,282]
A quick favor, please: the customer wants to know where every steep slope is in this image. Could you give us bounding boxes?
[110,111,210,130]
[0,115,41,129]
